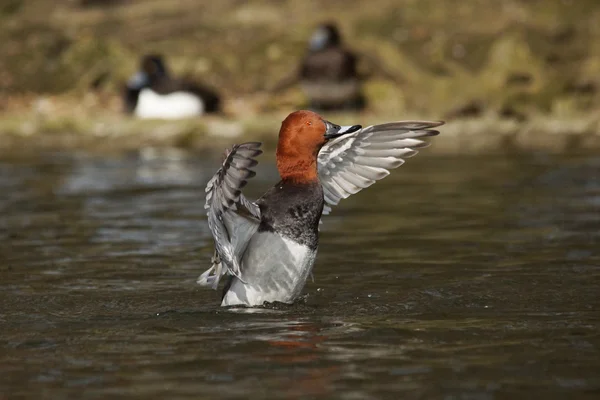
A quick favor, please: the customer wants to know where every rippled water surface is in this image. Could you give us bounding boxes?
[1,149,599,399]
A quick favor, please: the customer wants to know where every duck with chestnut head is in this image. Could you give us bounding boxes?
[198,110,444,307]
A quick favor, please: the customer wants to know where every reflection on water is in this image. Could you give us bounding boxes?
[1,149,599,398]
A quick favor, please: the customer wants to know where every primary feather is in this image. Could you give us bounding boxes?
[199,142,262,288]
[317,121,443,214]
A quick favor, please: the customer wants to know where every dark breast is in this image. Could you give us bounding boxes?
[301,48,358,82]
[123,87,140,113]
[257,180,324,250]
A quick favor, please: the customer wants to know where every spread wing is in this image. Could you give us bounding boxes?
[317,121,443,216]
[198,142,262,289]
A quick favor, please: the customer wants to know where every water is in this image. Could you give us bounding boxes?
[1,149,599,399]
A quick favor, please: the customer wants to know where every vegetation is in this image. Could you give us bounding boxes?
[1,0,599,152]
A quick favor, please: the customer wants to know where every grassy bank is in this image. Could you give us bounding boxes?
[1,0,599,153]
[2,108,599,155]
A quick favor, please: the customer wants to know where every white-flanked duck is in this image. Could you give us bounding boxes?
[124,54,220,119]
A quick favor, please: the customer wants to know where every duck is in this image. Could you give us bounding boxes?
[124,54,220,119]
[302,23,365,111]
[198,110,443,307]
[271,24,364,112]
[272,23,403,112]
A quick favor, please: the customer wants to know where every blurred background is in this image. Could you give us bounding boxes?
[2,2,600,399]
[0,0,599,151]
[0,0,600,400]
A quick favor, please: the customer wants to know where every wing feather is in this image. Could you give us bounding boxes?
[198,142,263,289]
[317,121,443,217]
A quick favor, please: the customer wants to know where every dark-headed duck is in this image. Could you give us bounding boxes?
[271,23,405,112]
[124,54,220,119]
[300,23,365,111]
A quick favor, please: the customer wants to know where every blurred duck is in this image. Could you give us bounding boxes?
[272,23,401,112]
[124,54,220,119]
[301,23,364,111]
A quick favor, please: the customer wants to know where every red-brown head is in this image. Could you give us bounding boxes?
[276,110,361,183]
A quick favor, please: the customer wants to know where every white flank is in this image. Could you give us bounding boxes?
[134,89,204,119]
[222,232,316,307]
